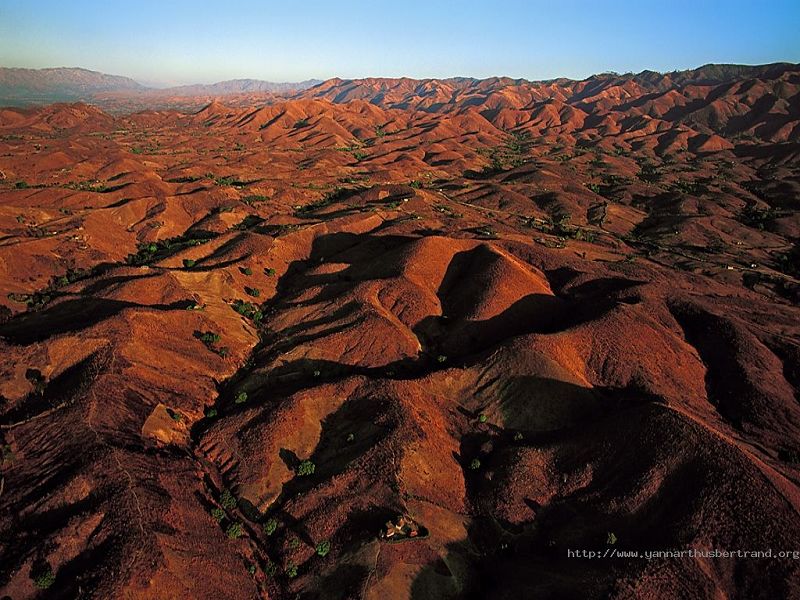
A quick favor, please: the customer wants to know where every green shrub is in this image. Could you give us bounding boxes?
[469,458,481,470]
[263,518,278,536]
[31,564,55,589]
[240,266,253,276]
[205,407,218,418]
[235,391,248,404]
[285,562,298,578]
[195,331,221,345]
[226,522,243,539]
[513,432,524,441]
[211,507,225,522]
[183,258,196,268]
[436,355,447,363]
[244,286,260,297]
[297,460,315,476]
[478,414,487,424]
[220,488,237,510]
[264,267,276,276]
[316,540,331,557]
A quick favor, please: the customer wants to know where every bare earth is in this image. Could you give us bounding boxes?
[1,64,800,599]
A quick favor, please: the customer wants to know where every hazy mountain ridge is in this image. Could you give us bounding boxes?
[1,63,798,109]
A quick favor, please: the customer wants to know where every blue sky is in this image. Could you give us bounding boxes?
[1,0,798,86]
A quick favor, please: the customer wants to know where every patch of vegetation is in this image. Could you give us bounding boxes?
[375,125,386,138]
[285,562,298,579]
[240,266,253,276]
[294,186,356,216]
[6,265,102,311]
[297,460,316,476]
[235,391,248,404]
[183,258,196,268]
[241,194,268,206]
[213,175,255,187]
[31,564,55,590]
[165,175,202,184]
[232,299,263,324]
[211,507,225,522]
[316,540,331,557]
[264,267,276,276]
[194,330,227,356]
[226,522,243,539]
[125,232,216,267]
[739,204,779,230]
[263,518,278,536]
[244,286,260,297]
[672,179,709,195]
[294,118,310,129]
[1,444,15,466]
[220,488,237,510]
[351,148,369,162]
[64,179,111,193]
[637,162,662,184]
[436,355,448,363]
[469,458,481,470]
[205,407,218,419]
[478,414,488,424]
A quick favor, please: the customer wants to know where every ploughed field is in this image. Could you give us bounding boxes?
[1,65,800,599]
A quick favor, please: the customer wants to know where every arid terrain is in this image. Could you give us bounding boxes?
[1,63,800,599]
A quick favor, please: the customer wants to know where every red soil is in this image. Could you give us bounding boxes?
[1,65,800,599]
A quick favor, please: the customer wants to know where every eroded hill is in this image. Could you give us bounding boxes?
[1,67,799,599]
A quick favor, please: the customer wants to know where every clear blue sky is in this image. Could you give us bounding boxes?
[1,0,798,86]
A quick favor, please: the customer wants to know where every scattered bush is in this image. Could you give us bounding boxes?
[244,286,260,297]
[346,433,355,443]
[220,488,237,510]
[183,258,196,268]
[478,414,488,424]
[469,458,481,470]
[513,432,524,441]
[436,355,447,363]
[240,266,253,276]
[263,518,278,536]
[205,407,218,419]
[195,331,221,346]
[294,118,310,129]
[235,391,248,404]
[226,522,243,539]
[297,460,316,476]
[264,267,276,276]
[232,299,263,324]
[211,507,225,522]
[31,564,55,589]
[285,562,298,579]
[316,540,331,557]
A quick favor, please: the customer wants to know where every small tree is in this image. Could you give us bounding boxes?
[31,563,55,589]
[226,522,243,539]
[316,540,331,557]
[220,488,237,510]
[263,518,278,536]
[297,460,315,476]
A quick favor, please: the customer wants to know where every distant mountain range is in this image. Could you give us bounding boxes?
[0,63,797,110]
[0,67,321,105]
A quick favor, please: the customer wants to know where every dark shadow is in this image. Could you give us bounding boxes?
[0,298,194,345]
